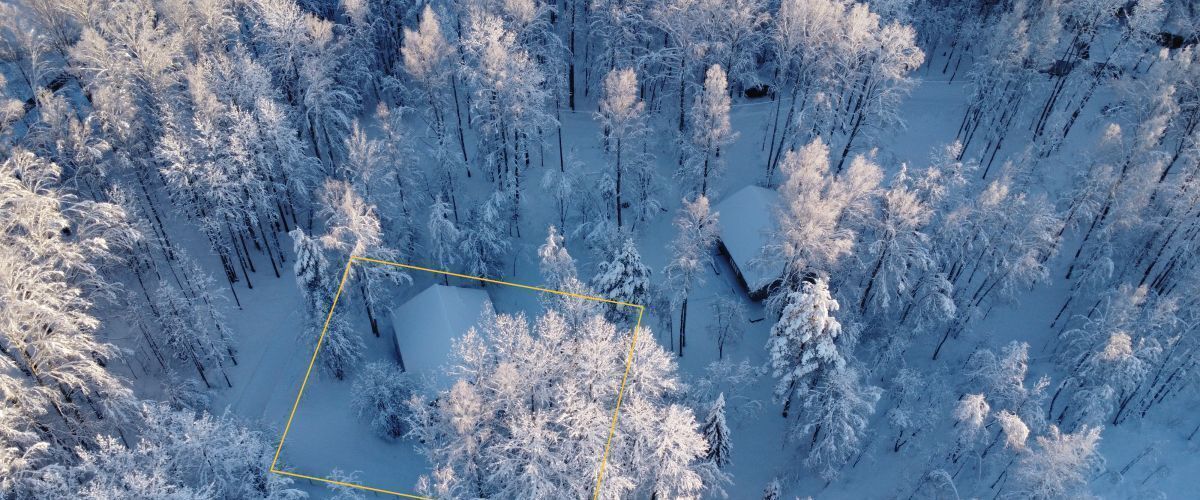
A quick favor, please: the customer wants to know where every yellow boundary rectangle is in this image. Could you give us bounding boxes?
[269,256,645,499]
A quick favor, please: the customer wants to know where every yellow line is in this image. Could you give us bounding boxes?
[350,256,641,308]
[270,256,644,498]
[270,258,355,471]
[593,305,644,499]
[269,469,431,499]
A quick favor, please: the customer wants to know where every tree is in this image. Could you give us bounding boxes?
[319,179,409,335]
[351,361,416,439]
[664,195,720,357]
[152,281,234,388]
[459,10,553,198]
[824,4,924,172]
[764,138,879,314]
[796,365,882,481]
[408,310,724,498]
[458,194,511,281]
[596,68,648,227]
[684,64,737,197]
[1013,425,1103,500]
[702,393,732,469]
[34,403,305,499]
[592,237,652,314]
[767,277,846,417]
[427,194,460,284]
[291,228,333,321]
[316,307,365,381]
[298,17,359,169]
[707,297,746,359]
[855,165,934,316]
[537,225,576,288]
[1,149,134,463]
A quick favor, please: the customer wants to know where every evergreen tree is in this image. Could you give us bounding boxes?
[702,393,732,469]
[537,225,577,288]
[767,277,846,417]
[592,237,651,314]
[427,194,460,283]
[291,228,333,321]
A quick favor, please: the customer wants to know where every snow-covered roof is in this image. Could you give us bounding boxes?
[714,185,781,292]
[389,284,492,387]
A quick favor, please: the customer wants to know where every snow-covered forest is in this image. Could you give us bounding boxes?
[1,0,1198,497]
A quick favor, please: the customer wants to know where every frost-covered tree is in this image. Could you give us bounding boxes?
[458,193,511,281]
[427,194,460,284]
[702,393,732,469]
[537,225,576,288]
[32,403,304,499]
[298,17,359,168]
[855,165,934,315]
[319,179,409,335]
[764,138,880,314]
[1,150,134,465]
[796,365,882,481]
[768,277,846,417]
[684,64,737,196]
[316,307,365,381]
[965,342,1049,434]
[152,281,234,388]
[592,237,651,313]
[408,310,724,498]
[596,68,650,228]
[886,368,945,453]
[1013,425,1103,500]
[664,195,720,356]
[291,228,333,321]
[762,478,781,500]
[824,5,924,172]
[351,361,416,439]
[1058,285,1172,426]
[932,172,1061,359]
[459,10,553,196]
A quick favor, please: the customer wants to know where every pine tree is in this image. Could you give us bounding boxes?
[291,228,333,321]
[592,237,651,313]
[427,194,460,284]
[537,225,576,288]
[767,277,846,417]
[702,393,732,469]
[316,308,365,381]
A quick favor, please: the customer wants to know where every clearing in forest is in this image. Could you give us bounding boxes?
[268,256,645,499]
